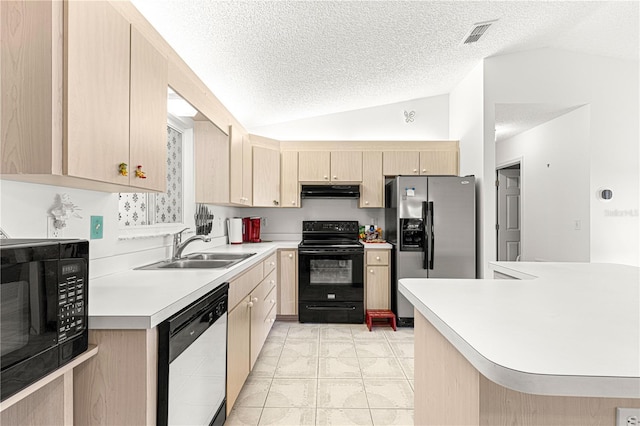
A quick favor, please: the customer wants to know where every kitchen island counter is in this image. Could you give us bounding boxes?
[399,262,640,399]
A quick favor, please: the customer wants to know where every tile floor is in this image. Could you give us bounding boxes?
[226,321,414,426]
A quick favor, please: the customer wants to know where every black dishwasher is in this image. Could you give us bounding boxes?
[157,283,228,426]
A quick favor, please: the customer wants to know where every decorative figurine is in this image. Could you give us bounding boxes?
[119,163,128,176]
[135,165,147,179]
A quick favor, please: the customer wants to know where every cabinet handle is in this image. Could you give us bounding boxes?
[270,318,275,323]
[270,262,275,266]
[333,176,338,180]
[273,200,279,206]
[270,279,275,284]
[291,201,296,205]
[422,169,427,173]
[252,297,258,303]
[288,253,293,258]
[365,201,369,205]
[370,269,374,273]
[413,169,418,173]
[247,301,254,308]
[323,175,328,180]
[270,299,275,304]
[376,256,381,260]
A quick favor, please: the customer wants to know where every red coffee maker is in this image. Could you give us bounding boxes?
[242,217,262,243]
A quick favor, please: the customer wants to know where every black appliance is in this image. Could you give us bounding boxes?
[298,221,364,323]
[0,238,89,401]
[300,185,360,199]
[157,283,228,426]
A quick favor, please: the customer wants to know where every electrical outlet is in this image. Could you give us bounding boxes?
[47,217,62,238]
[617,408,640,426]
[574,220,581,230]
[90,216,103,239]
[262,217,268,227]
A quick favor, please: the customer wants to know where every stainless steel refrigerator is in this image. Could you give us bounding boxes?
[385,176,476,326]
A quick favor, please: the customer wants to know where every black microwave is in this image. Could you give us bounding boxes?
[0,238,89,401]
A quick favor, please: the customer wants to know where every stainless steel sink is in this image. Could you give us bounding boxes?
[186,252,256,261]
[136,252,256,270]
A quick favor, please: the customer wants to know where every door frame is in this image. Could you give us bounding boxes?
[496,157,524,261]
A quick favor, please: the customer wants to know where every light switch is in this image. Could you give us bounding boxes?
[91,216,103,239]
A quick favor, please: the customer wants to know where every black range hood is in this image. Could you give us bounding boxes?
[300,184,360,199]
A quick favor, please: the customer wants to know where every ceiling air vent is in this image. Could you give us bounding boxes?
[462,19,498,44]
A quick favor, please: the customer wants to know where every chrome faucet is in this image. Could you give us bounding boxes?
[172,228,211,260]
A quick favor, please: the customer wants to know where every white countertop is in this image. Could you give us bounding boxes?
[88,242,298,329]
[399,262,640,398]
[361,241,392,249]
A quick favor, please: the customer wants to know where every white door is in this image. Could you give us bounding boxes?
[497,168,521,261]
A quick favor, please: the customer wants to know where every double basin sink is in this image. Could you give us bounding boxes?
[137,252,256,270]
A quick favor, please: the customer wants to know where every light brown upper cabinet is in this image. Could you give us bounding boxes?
[360,151,384,208]
[382,151,420,176]
[229,126,253,205]
[281,151,299,208]
[1,1,168,192]
[383,148,458,177]
[252,146,280,207]
[128,27,169,191]
[194,121,229,204]
[298,151,362,182]
[419,150,459,175]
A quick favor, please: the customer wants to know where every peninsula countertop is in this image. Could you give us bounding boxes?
[88,242,298,330]
[399,262,640,398]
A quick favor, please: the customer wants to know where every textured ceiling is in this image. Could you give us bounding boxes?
[494,104,584,143]
[131,1,638,131]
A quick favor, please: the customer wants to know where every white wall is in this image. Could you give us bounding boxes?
[238,199,384,241]
[496,106,591,262]
[485,48,639,267]
[249,95,449,140]
[449,62,485,277]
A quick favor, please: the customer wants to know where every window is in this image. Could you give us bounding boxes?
[119,123,184,228]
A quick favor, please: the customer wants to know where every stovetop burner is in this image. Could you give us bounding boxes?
[299,220,361,250]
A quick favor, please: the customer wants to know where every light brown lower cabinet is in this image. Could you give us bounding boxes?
[365,249,390,310]
[227,296,251,413]
[227,255,278,415]
[277,249,298,317]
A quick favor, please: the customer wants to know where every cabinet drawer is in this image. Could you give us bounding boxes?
[229,262,264,310]
[263,282,277,321]
[366,250,389,265]
[263,253,277,276]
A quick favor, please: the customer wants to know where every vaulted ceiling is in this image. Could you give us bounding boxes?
[132,1,638,132]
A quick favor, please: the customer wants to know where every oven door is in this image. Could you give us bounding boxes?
[1,257,59,401]
[298,248,364,302]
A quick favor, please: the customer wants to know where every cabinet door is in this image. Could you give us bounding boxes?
[65,1,130,185]
[360,151,383,208]
[252,146,280,207]
[382,152,419,176]
[330,151,362,182]
[227,297,251,414]
[420,150,458,176]
[229,125,247,205]
[298,151,330,182]
[281,151,299,208]
[366,265,390,310]
[242,135,253,205]
[1,1,60,175]
[250,270,277,368]
[278,250,297,315]
[129,26,167,191]
[195,121,229,204]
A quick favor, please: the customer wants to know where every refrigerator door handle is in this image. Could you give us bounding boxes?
[422,201,428,270]
[429,201,435,270]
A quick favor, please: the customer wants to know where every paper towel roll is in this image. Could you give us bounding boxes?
[227,218,243,244]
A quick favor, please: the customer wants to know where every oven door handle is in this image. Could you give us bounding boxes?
[305,305,357,311]
[298,249,363,255]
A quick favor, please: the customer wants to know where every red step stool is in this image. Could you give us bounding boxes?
[365,309,397,331]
